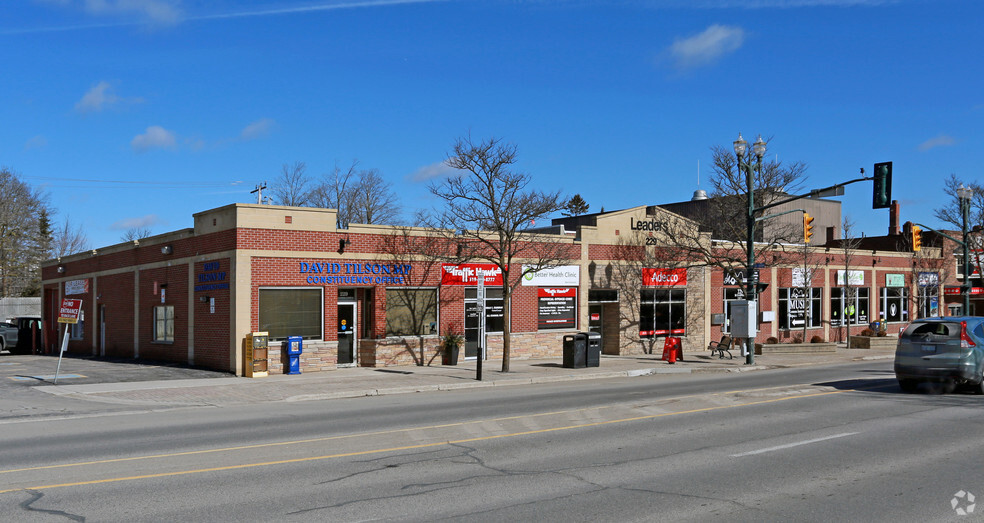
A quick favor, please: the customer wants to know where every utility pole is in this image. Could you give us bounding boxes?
[251,182,267,204]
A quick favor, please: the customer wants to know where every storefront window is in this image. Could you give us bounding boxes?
[71,317,86,340]
[779,288,822,330]
[879,287,910,323]
[153,305,174,343]
[639,289,686,337]
[830,287,870,326]
[385,288,438,337]
[465,287,505,333]
[258,288,323,341]
[537,288,577,330]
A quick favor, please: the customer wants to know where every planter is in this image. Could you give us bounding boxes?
[442,346,460,365]
[758,342,837,354]
[848,336,898,350]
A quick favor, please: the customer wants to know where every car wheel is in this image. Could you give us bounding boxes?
[898,378,919,393]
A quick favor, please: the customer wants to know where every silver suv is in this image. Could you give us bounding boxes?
[894,317,984,393]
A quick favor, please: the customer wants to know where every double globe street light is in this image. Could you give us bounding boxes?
[734,133,766,364]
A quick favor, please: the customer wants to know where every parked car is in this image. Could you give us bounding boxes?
[0,321,18,353]
[0,316,43,355]
[894,316,984,393]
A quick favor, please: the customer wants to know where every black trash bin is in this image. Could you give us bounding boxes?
[584,332,601,367]
[563,333,587,368]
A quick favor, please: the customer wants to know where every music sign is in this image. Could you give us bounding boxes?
[58,299,83,324]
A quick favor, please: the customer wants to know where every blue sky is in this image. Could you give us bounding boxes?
[2,0,981,249]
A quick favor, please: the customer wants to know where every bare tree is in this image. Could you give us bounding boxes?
[653,137,811,280]
[0,167,48,297]
[350,168,401,225]
[309,160,359,225]
[429,135,572,372]
[378,214,454,365]
[934,173,984,230]
[270,161,311,207]
[835,217,864,344]
[53,216,90,258]
[120,227,153,242]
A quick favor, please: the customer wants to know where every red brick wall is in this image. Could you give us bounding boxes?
[97,272,135,358]
[139,264,189,363]
[193,258,231,371]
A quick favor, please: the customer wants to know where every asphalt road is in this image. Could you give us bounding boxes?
[1,360,982,521]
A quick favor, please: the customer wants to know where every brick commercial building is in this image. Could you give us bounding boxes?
[41,201,943,375]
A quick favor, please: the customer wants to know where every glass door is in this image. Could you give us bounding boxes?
[337,302,356,365]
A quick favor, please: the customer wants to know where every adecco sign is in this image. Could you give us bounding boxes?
[642,268,687,287]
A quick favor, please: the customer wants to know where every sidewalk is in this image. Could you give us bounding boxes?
[35,347,895,409]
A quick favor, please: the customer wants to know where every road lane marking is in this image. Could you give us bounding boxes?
[729,432,860,457]
[0,388,848,494]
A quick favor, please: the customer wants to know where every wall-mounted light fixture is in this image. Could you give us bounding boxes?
[199,295,210,303]
[161,245,173,255]
[338,239,351,254]
[57,266,65,273]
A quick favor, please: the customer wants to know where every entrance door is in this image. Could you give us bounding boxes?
[337,303,356,365]
[464,301,480,359]
[588,305,603,336]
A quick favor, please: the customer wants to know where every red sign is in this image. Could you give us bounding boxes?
[441,263,503,286]
[537,287,576,298]
[58,299,83,324]
[642,268,687,287]
[945,286,984,295]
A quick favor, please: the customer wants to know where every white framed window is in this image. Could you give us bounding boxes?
[153,305,174,343]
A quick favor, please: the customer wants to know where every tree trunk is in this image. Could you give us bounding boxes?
[501,286,511,373]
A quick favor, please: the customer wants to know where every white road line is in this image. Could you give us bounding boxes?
[730,432,860,457]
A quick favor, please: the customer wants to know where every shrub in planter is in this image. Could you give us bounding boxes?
[792,335,803,344]
[766,337,779,344]
[876,330,888,337]
[810,335,825,343]
[860,328,874,337]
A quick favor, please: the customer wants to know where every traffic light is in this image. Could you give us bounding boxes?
[872,161,893,209]
[803,212,815,243]
[912,225,922,252]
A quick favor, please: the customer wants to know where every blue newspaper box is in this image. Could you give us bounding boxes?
[285,336,303,375]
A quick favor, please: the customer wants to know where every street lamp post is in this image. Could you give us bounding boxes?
[734,133,766,365]
[958,184,973,315]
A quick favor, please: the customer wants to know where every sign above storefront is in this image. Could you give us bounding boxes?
[65,279,89,295]
[441,263,503,286]
[918,272,940,287]
[642,268,687,287]
[521,265,580,286]
[836,270,864,286]
[885,274,905,287]
[299,261,413,286]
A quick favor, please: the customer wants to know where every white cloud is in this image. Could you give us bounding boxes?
[75,81,143,112]
[79,0,181,25]
[409,161,463,183]
[131,125,177,152]
[240,118,276,141]
[918,134,957,152]
[24,135,48,150]
[75,81,116,112]
[668,24,745,69]
[110,214,164,230]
